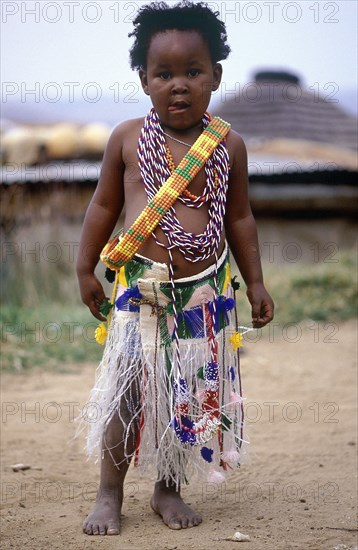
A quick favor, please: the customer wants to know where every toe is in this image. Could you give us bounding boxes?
[107,528,120,535]
[193,514,202,526]
[167,516,182,530]
[106,521,120,535]
[85,524,93,535]
[92,524,100,535]
[181,517,189,529]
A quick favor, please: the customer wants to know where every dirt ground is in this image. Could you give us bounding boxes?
[1,320,357,550]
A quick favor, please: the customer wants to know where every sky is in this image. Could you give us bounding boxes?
[1,0,357,121]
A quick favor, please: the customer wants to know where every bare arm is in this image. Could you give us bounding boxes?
[76,124,126,320]
[224,132,274,327]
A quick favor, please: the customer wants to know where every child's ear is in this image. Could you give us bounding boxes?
[139,68,150,95]
[212,63,223,91]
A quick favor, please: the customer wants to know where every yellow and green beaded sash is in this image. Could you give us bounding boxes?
[101,116,231,270]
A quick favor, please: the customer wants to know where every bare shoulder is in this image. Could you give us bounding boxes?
[225,128,248,167]
[96,118,144,198]
[111,117,144,135]
[107,117,144,150]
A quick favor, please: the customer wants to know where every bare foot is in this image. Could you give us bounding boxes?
[150,481,202,530]
[83,488,122,535]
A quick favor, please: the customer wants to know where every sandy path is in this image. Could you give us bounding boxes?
[1,320,357,550]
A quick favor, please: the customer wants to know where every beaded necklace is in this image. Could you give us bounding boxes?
[137,108,230,446]
[137,108,229,262]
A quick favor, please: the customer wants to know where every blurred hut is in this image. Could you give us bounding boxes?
[0,120,113,234]
[213,70,358,216]
[1,121,111,166]
[1,123,81,165]
[216,70,357,151]
[78,123,111,158]
[1,127,44,166]
[40,123,80,160]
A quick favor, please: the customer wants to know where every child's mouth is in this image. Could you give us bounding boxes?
[168,102,190,112]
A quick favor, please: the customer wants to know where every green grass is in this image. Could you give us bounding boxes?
[1,302,103,372]
[235,249,357,325]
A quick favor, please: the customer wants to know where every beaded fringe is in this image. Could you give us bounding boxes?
[81,258,247,487]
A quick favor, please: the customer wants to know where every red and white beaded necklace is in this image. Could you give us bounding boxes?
[137,108,230,263]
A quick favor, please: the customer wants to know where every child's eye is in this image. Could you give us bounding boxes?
[188,69,200,77]
[159,72,171,80]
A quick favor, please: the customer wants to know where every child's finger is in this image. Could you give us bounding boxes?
[251,302,261,324]
[89,296,107,321]
[255,302,274,327]
[94,290,107,309]
[89,303,107,322]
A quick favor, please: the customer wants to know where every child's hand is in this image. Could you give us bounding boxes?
[78,273,108,321]
[246,283,274,328]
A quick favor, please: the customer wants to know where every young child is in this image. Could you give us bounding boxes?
[77,0,274,536]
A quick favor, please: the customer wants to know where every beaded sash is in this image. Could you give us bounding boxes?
[100,115,231,270]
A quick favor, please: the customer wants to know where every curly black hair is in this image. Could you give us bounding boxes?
[129,1,231,70]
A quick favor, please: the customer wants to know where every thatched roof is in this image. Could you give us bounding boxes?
[1,122,112,166]
[214,70,357,152]
[248,138,358,173]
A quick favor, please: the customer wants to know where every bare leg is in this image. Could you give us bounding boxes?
[83,402,138,535]
[150,479,202,530]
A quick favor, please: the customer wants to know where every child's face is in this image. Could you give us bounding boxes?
[139,30,222,131]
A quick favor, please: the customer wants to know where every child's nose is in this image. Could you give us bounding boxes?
[171,78,189,94]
